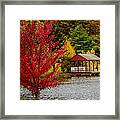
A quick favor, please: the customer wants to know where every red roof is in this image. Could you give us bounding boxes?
[71,54,100,61]
[71,54,86,61]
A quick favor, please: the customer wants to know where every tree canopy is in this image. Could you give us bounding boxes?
[20,20,65,98]
[51,20,100,57]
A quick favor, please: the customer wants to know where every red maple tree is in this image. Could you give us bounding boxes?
[20,20,64,98]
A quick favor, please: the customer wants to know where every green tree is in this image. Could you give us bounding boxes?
[68,24,100,56]
[58,20,100,38]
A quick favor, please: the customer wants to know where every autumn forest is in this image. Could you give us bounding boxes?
[20,20,100,100]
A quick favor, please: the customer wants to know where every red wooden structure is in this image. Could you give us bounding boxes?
[71,54,100,76]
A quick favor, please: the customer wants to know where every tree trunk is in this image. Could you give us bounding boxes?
[32,89,40,100]
[32,92,40,100]
[53,64,55,72]
[35,92,40,100]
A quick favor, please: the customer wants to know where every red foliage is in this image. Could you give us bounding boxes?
[20,20,64,96]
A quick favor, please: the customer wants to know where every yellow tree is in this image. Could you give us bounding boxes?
[64,40,76,58]
[86,49,95,54]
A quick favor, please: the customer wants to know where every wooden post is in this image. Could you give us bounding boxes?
[86,61,88,72]
[76,61,77,67]
[76,61,78,67]
[77,61,79,67]
[97,61,98,71]
[89,61,90,72]
[93,61,94,71]
[85,61,87,72]
[82,61,83,67]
